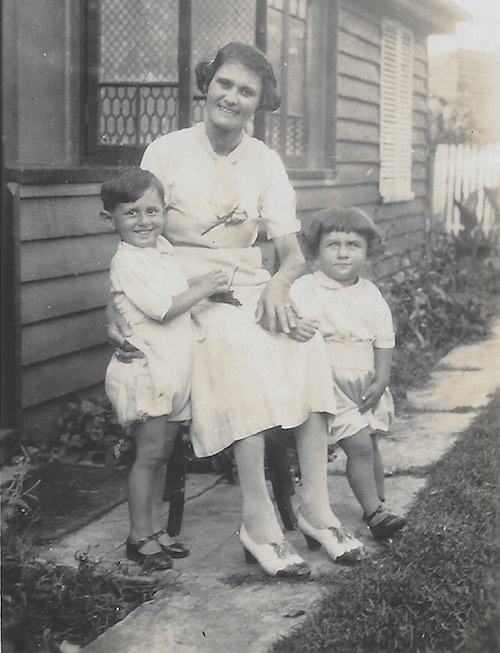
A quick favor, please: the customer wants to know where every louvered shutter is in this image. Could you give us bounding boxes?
[380,20,414,202]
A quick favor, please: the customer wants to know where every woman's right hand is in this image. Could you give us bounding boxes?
[106,295,144,363]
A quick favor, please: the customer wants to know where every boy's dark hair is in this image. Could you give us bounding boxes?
[100,168,165,212]
[195,42,281,112]
[304,207,383,257]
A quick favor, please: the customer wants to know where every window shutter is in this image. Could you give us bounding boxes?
[380,20,414,202]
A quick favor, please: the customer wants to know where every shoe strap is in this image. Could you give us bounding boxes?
[129,533,157,549]
[272,540,298,558]
[364,505,384,524]
[329,525,357,544]
[152,528,169,539]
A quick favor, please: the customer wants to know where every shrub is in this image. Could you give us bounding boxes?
[1,450,40,538]
[2,549,167,651]
[378,235,495,405]
[47,398,135,467]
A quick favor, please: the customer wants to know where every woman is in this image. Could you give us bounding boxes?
[113,42,364,577]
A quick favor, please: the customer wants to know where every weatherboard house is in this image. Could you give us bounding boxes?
[1,0,465,443]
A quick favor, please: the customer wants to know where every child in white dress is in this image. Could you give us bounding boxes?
[101,168,229,571]
[290,207,407,540]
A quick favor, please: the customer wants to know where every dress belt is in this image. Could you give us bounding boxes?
[325,340,374,370]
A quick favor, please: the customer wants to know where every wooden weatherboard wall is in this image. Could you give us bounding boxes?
[327,1,429,261]
[8,181,117,439]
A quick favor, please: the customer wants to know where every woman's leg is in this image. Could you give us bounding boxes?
[294,412,342,528]
[339,427,380,517]
[371,434,385,502]
[128,415,170,553]
[233,432,283,544]
[294,413,364,564]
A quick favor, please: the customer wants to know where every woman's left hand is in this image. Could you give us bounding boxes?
[256,276,298,333]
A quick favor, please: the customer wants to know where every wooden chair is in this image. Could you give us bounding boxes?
[164,427,297,536]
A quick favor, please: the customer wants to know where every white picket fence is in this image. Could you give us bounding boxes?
[432,142,500,235]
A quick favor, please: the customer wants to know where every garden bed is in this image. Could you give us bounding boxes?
[6,461,128,543]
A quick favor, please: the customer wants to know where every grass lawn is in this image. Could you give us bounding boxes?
[271,391,500,653]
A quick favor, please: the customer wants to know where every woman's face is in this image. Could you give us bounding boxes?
[205,61,262,134]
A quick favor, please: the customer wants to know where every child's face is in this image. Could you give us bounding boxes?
[316,230,368,286]
[109,186,165,248]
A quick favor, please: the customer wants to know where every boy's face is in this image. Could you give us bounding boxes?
[108,186,165,248]
[317,230,368,286]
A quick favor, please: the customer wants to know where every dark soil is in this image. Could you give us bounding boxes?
[10,462,128,543]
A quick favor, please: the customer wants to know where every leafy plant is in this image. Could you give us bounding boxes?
[1,434,166,652]
[2,549,168,651]
[428,95,477,145]
[49,398,235,475]
[47,398,134,467]
[451,190,500,260]
[378,235,495,405]
[1,450,40,537]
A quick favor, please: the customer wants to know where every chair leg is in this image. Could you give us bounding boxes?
[266,430,297,531]
[165,427,187,537]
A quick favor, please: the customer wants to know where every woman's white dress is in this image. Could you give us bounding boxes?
[141,122,336,457]
[290,271,395,443]
[105,237,193,427]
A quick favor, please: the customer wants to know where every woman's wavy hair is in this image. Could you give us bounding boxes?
[195,42,281,112]
[303,207,383,258]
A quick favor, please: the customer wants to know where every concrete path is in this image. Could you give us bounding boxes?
[41,319,500,653]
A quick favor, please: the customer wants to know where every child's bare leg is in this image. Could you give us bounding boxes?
[151,422,180,543]
[339,427,381,517]
[128,415,170,553]
[151,464,167,532]
[371,434,385,502]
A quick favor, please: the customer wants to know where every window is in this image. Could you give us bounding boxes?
[379,19,414,202]
[265,0,308,167]
[84,0,334,170]
[86,0,188,164]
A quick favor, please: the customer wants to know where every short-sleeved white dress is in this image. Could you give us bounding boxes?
[105,236,193,427]
[290,271,395,443]
[141,122,336,457]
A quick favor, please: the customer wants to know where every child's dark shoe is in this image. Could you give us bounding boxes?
[126,535,173,571]
[152,528,190,558]
[364,506,406,541]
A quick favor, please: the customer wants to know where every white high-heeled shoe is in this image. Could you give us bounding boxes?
[297,510,365,565]
[238,524,311,579]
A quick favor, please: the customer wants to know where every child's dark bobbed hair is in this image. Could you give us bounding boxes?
[304,207,383,257]
[100,168,165,212]
[195,42,281,112]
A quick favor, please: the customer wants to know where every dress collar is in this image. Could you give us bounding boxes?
[313,270,362,290]
[194,121,249,164]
